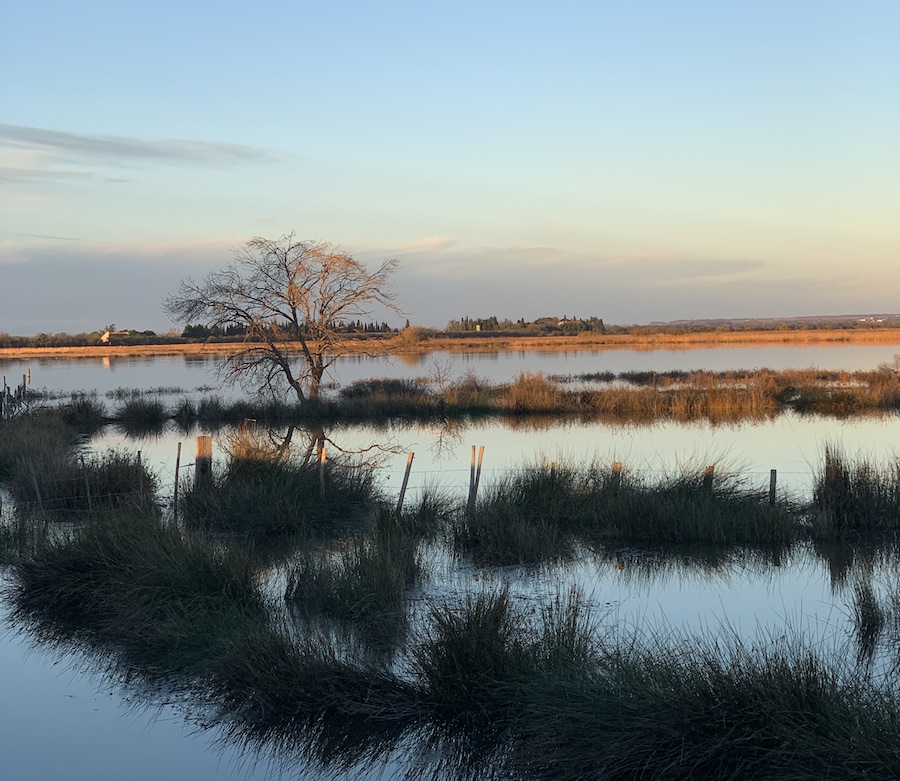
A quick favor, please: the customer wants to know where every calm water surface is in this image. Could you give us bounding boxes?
[4,342,900,398]
[4,344,900,779]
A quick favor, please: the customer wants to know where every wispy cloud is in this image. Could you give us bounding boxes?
[0,124,284,193]
[395,236,457,254]
[0,124,281,167]
[2,232,81,241]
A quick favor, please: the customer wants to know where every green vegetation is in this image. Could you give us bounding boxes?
[811,444,900,539]
[11,511,265,674]
[286,508,421,638]
[10,403,900,777]
[180,451,377,538]
[58,394,107,435]
[113,396,169,435]
[456,460,797,565]
[10,517,900,781]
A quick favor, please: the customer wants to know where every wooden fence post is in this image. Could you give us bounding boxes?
[173,441,182,520]
[396,452,415,517]
[195,436,213,490]
[467,446,485,517]
[136,450,144,502]
[769,469,777,506]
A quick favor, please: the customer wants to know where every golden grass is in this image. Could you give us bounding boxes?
[4,328,900,360]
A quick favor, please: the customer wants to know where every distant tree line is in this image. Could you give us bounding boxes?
[0,329,176,349]
[445,316,607,335]
[4,313,900,350]
[181,320,397,341]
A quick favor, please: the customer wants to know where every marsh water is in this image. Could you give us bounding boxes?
[4,344,900,779]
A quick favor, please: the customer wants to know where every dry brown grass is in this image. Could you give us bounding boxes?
[4,328,900,360]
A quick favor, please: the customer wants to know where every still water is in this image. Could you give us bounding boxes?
[3,345,900,779]
[3,342,900,398]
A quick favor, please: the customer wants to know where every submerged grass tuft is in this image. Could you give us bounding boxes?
[286,508,421,630]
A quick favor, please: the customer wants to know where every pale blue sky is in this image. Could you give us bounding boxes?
[1,1,898,334]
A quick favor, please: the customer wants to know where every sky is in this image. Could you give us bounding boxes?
[1,0,898,335]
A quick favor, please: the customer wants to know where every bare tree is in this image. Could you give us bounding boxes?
[163,233,401,402]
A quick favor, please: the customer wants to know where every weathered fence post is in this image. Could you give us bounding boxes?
[173,441,182,520]
[703,464,715,493]
[467,446,485,517]
[195,436,213,490]
[136,450,144,502]
[769,469,777,506]
[396,452,415,517]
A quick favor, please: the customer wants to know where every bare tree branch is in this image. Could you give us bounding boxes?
[163,232,402,402]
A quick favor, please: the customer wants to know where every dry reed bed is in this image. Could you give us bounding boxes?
[4,326,900,360]
[53,366,900,432]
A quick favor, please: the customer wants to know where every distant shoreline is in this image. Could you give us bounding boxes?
[3,328,900,360]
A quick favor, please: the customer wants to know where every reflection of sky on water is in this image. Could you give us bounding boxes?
[97,411,899,502]
[5,342,900,397]
[6,345,900,779]
[0,574,294,781]
[90,411,900,659]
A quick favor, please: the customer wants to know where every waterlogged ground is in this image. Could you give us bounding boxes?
[3,528,896,780]
[5,345,900,778]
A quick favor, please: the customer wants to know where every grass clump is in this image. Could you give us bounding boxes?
[811,444,900,539]
[11,511,266,674]
[0,409,75,480]
[11,449,158,518]
[180,455,378,538]
[498,372,567,413]
[411,587,535,726]
[286,508,421,630]
[113,396,168,435]
[511,629,900,781]
[595,466,798,546]
[58,394,107,435]
[457,460,797,562]
[338,378,434,417]
[456,464,586,564]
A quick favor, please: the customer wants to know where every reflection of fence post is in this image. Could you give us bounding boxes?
[173,441,182,520]
[467,446,485,518]
[80,455,93,517]
[319,446,327,500]
[195,436,213,490]
[703,465,715,493]
[396,452,415,517]
[769,469,777,506]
